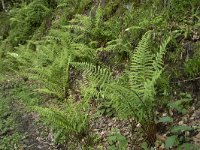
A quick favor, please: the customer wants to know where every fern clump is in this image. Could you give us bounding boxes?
[71,31,171,145]
[10,29,72,100]
[72,62,113,100]
[33,49,71,100]
[32,97,90,146]
[106,31,171,145]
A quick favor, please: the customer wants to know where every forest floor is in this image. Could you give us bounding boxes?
[0,73,200,149]
[0,74,57,150]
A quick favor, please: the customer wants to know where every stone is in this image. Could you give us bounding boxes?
[178,120,184,125]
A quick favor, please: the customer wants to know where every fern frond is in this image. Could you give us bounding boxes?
[102,37,131,53]
[130,32,171,98]
[153,36,171,71]
[71,43,97,61]
[129,31,154,97]
[72,62,113,86]
[33,106,69,128]
[71,62,113,99]
[105,83,139,119]
[64,14,91,33]
[32,98,90,142]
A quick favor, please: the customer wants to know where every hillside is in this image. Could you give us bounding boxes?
[0,0,200,149]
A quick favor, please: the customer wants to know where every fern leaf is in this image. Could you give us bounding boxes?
[71,62,113,86]
[153,36,171,71]
[129,31,154,97]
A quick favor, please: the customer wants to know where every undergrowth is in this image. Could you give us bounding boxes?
[0,0,200,149]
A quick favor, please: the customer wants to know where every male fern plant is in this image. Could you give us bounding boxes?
[10,29,72,100]
[73,31,171,146]
[108,31,171,145]
[32,97,90,147]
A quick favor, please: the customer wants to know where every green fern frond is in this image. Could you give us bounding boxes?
[12,30,71,99]
[129,31,154,97]
[153,36,171,71]
[33,106,69,128]
[72,62,113,86]
[102,37,131,53]
[130,32,171,98]
[64,14,91,36]
[31,53,71,99]
[71,43,97,61]
[71,62,113,99]
[32,98,90,143]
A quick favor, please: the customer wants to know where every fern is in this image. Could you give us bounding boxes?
[71,62,113,99]
[75,31,171,145]
[71,43,97,62]
[184,42,200,78]
[102,37,131,53]
[32,97,90,144]
[129,31,154,97]
[65,6,114,43]
[130,31,171,98]
[33,53,71,99]
[109,31,171,145]
[11,29,72,99]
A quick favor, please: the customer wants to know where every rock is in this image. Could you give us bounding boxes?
[108,122,112,127]
[160,143,165,149]
[162,113,167,117]
[185,131,190,136]
[190,116,195,120]
[136,123,141,128]
[178,120,184,125]
[183,117,188,123]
